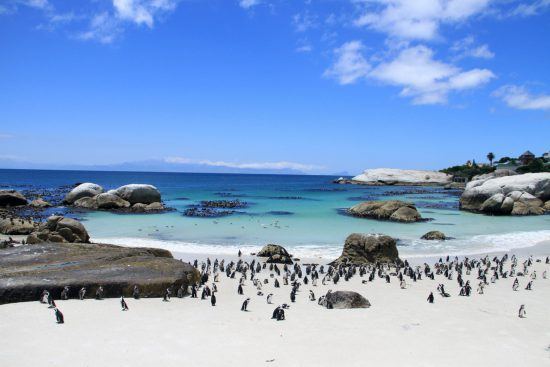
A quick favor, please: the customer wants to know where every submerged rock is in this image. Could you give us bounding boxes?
[325,291,371,309]
[0,190,28,207]
[348,200,423,223]
[64,183,104,204]
[0,242,199,304]
[421,231,447,241]
[200,200,248,208]
[330,233,399,266]
[29,198,52,208]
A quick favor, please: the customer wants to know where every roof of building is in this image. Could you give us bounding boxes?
[519,150,535,157]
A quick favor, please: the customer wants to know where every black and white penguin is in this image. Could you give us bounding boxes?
[518,304,526,318]
[133,285,140,299]
[211,293,217,306]
[54,308,64,324]
[267,293,273,304]
[241,298,250,311]
[427,292,434,304]
[121,296,129,311]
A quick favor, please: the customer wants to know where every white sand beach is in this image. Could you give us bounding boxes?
[1,248,550,367]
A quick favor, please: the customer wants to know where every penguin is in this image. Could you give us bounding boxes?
[309,290,315,301]
[267,293,273,304]
[276,307,285,321]
[518,304,526,318]
[237,284,244,295]
[133,285,140,299]
[272,306,281,319]
[54,308,64,324]
[211,293,217,306]
[290,291,296,303]
[95,286,104,300]
[78,287,86,300]
[61,286,70,300]
[427,292,434,304]
[121,296,129,311]
[241,298,250,311]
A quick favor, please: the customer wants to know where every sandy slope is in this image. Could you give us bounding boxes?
[1,253,550,367]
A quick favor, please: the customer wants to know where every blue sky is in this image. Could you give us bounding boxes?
[1,0,549,175]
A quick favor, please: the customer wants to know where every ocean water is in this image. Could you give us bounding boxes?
[2,169,550,259]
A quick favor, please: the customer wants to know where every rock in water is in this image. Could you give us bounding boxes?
[348,200,423,223]
[0,242,199,304]
[0,190,27,207]
[29,198,52,208]
[64,183,104,204]
[74,196,99,209]
[257,244,293,264]
[325,291,371,309]
[351,168,451,186]
[114,184,161,205]
[460,173,550,215]
[330,233,399,266]
[96,193,131,209]
[421,231,447,240]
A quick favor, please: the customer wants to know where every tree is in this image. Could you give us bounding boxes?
[487,152,495,167]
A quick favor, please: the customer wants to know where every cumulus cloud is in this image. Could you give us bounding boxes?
[238,0,261,9]
[354,0,491,41]
[323,41,371,85]
[164,157,323,171]
[493,85,550,110]
[451,36,494,59]
[113,0,177,28]
[325,42,495,104]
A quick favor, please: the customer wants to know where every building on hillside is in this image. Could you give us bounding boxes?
[519,150,535,165]
[543,152,550,161]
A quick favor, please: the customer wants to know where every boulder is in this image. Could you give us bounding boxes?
[348,200,423,223]
[421,231,446,241]
[511,201,545,216]
[330,233,399,266]
[351,168,451,186]
[29,198,52,208]
[471,169,517,183]
[145,202,165,211]
[324,291,371,309]
[257,244,293,264]
[0,242,199,304]
[132,203,148,212]
[96,193,131,209]
[0,190,27,207]
[27,216,90,243]
[114,184,161,205]
[460,173,550,213]
[64,183,104,204]
[544,201,550,212]
[74,196,99,209]
[0,217,36,235]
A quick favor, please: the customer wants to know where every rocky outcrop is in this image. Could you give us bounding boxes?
[67,183,166,213]
[26,215,90,244]
[471,169,516,183]
[348,200,423,223]
[350,168,451,186]
[0,217,36,235]
[544,201,550,212]
[257,244,293,264]
[114,184,161,205]
[324,291,371,309]
[0,190,27,207]
[29,198,52,208]
[64,183,104,204]
[330,233,399,266]
[421,231,447,241]
[460,173,550,215]
[200,200,248,208]
[0,242,199,304]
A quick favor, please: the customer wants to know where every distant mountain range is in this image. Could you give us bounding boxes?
[0,157,333,176]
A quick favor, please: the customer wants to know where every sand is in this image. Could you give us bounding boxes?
[2,246,550,367]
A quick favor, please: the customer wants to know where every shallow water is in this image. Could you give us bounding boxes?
[2,169,549,259]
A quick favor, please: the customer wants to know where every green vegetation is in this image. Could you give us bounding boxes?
[516,158,550,174]
[440,163,495,180]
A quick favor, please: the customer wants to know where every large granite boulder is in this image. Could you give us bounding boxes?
[460,173,550,215]
[324,291,371,309]
[330,233,399,266]
[257,244,293,264]
[0,190,27,207]
[0,242,199,304]
[96,193,131,209]
[64,183,104,204]
[348,200,423,223]
[114,184,161,205]
[27,216,90,244]
[421,231,447,241]
[471,169,516,183]
[544,201,550,212]
[74,196,99,209]
[0,217,36,235]
[351,168,451,186]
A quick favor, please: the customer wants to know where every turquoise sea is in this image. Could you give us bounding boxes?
[2,169,549,259]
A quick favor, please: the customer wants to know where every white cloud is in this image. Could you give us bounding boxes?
[451,36,494,59]
[323,41,371,85]
[354,0,491,41]
[493,85,550,110]
[238,0,261,9]
[164,157,323,171]
[510,0,550,17]
[113,0,178,28]
[324,43,494,104]
[292,11,317,32]
[78,12,122,44]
